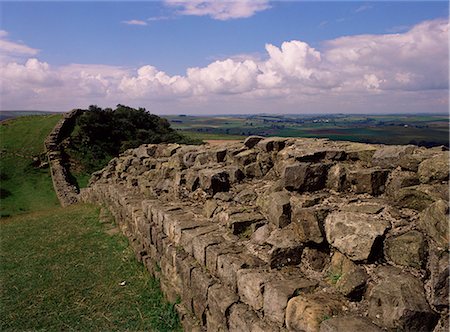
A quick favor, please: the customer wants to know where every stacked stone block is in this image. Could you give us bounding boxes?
[81,136,449,332]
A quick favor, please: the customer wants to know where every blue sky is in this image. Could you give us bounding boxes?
[0,1,448,114]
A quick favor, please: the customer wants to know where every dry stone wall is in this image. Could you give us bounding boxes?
[45,109,84,207]
[80,136,449,332]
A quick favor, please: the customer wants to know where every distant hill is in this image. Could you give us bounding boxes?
[0,111,62,122]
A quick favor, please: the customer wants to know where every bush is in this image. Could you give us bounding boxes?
[69,105,198,174]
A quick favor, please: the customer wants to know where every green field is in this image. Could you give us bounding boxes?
[165,113,449,147]
[0,115,181,331]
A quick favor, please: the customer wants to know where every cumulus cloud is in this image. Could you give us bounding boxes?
[0,30,39,64]
[165,0,270,20]
[1,19,448,113]
[122,19,148,26]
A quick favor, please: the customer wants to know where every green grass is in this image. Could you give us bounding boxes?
[179,130,245,141]
[0,204,180,331]
[0,115,62,217]
[0,114,182,331]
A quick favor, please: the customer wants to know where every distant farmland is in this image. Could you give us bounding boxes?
[165,113,449,147]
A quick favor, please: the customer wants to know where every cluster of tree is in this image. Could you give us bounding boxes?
[69,105,196,173]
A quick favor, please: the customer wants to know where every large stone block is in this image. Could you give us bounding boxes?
[285,293,344,332]
[191,267,215,321]
[325,211,390,261]
[426,249,449,311]
[418,152,449,183]
[264,277,318,325]
[257,191,291,228]
[319,316,382,332]
[371,145,419,170]
[368,267,438,331]
[198,169,230,195]
[418,199,449,248]
[384,230,427,269]
[346,168,389,195]
[327,251,368,299]
[207,283,239,331]
[282,162,328,192]
[237,269,274,311]
[290,205,329,244]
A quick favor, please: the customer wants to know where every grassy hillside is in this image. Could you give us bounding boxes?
[0,205,180,331]
[0,114,181,331]
[0,115,62,217]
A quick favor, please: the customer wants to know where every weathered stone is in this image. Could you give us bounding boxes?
[285,293,344,332]
[326,164,347,192]
[228,303,260,332]
[341,202,384,214]
[427,249,449,311]
[319,316,382,332]
[227,212,265,235]
[325,212,390,261]
[347,168,389,195]
[237,269,273,311]
[301,247,330,272]
[198,169,230,195]
[266,226,304,268]
[244,162,263,178]
[282,162,329,192]
[291,206,328,244]
[368,266,438,331]
[371,145,418,170]
[217,253,263,291]
[234,149,258,166]
[384,231,427,269]
[234,189,258,204]
[257,137,286,152]
[257,191,291,228]
[244,135,264,148]
[393,186,436,211]
[419,199,449,248]
[385,168,420,197]
[192,231,223,266]
[418,152,449,183]
[214,192,232,201]
[264,277,318,324]
[327,251,368,299]
[207,283,239,331]
[203,199,218,218]
[191,267,215,321]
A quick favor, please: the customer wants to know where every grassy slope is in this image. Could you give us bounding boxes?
[0,115,181,331]
[0,205,180,331]
[0,115,61,217]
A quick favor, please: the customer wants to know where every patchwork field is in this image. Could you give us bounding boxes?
[166,113,449,147]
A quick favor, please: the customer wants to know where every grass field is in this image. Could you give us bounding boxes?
[0,115,181,331]
[0,115,62,217]
[165,113,449,147]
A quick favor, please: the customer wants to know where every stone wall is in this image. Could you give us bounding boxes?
[80,136,449,332]
[45,109,84,207]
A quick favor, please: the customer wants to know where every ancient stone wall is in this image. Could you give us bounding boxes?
[45,109,84,207]
[81,136,449,332]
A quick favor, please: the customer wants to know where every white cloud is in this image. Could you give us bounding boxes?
[122,19,148,26]
[1,19,448,114]
[0,31,39,65]
[164,0,270,20]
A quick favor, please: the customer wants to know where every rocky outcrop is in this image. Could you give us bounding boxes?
[80,137,449,331]
[45,109,84,207]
